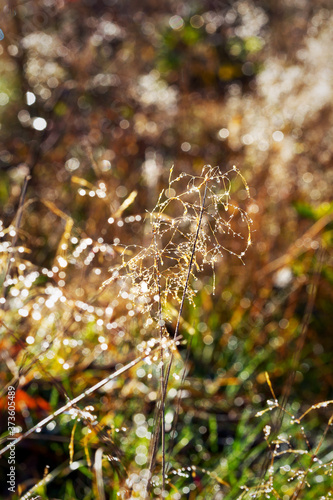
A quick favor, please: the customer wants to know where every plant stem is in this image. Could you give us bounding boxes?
[165,179,208,388]
[149,178,208,492]
[146,231,166,493]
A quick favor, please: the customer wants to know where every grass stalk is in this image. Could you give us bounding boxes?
[146,175,208,495]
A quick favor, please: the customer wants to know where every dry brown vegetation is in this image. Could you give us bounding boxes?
[0,1,333,499]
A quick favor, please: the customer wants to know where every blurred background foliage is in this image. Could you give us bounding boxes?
[0,0,333,498]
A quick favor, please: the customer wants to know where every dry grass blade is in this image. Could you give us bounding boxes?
[69,419,77,465]
[94,447,106,500]
[265,371,277,401]
[114,190,138,218]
